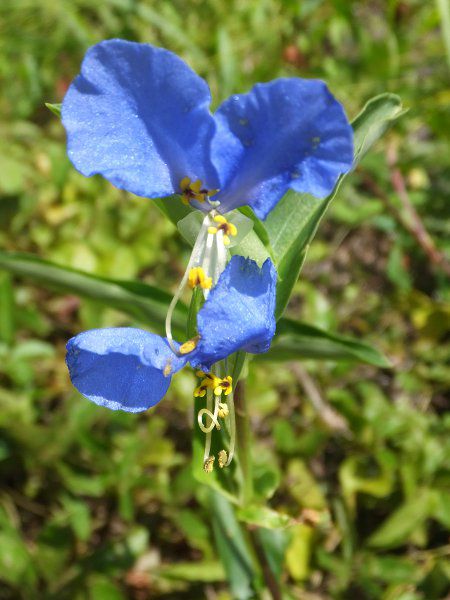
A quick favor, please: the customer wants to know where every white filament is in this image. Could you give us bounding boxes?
[165,215,210,353]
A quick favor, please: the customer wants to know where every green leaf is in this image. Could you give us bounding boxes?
[0,250,187,338]
[209,490,258,600]
[432,490,450,528]
[351,93,408,163]
[368,490,435,548]
[0,272,14,345]
[238,206,271,247]
[260,318,391,367]
[87,575,126,600]
[436,0,450,70]
[159,561,225,582]
[285,524,314,581]
[45,102,62,117]
[256,528,290,584]
[340,451,396,513]
[264,93,405,318]
[237,504,293,529]
[229,227,271,266]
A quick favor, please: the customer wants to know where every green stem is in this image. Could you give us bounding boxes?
[234,380,253,505]
[234,382,283,600]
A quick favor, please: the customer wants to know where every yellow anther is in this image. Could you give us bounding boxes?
[194,384,208,398]
[207,215,237,245]
[214,375,233,396]
[204,456,215,473]
[218,402,229,418]
[179,177,218,205]
[179,336,199,355]
[190,179,202,193]
[194,368,225,398]
[218,450,228,468]
[188,267,212,290]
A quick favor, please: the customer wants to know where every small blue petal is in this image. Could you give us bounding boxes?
[66,328,186,412]
[191,256,277,370]
[62,39,219,199]
[211,79,354,219]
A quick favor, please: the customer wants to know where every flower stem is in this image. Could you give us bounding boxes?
[234,380,253,505]
[234,380,283,600]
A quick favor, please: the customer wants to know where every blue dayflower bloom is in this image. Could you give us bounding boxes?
[66,256,276,413]
[192,257,276,370]
[62,39,353,220]
[66,328,187,413]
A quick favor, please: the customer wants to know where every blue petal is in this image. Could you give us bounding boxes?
[62,39,219,199]
[190,256,277,370]
[211,79,354,219]
[66,328,187,412]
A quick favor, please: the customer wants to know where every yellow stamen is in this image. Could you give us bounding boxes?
[194,370,221,397]
[188,267,212,290]
[179,177,219,205]
[179,336,199,355]
[190,179,202,193]
[206,215,237,244]
[204,456,215,473]
[180,176,191,191]
[221,376,233,395]
[194,384,208,398]
[218,450,228,468]
[213,375,233,396]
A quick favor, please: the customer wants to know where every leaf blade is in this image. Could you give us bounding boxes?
[260,318,391,367]
[0,250,187,338]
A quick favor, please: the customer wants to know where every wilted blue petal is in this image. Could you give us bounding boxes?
[62,39,219,199]
[191,256,277,370]
[66,328,186,412]
[211,79,354,219]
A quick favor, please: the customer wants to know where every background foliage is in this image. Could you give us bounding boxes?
[0,0,449,598]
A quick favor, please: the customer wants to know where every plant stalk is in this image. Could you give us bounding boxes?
[234,380,253,505]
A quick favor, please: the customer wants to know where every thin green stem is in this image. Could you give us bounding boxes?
[234,380,253,505]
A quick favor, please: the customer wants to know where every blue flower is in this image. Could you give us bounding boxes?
[62,39,353,220]
[66,256,276,413]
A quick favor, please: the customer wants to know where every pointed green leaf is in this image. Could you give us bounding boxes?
[237,504,293,529]
[210,490,258,600]
[45,102,62,117]
[0,250,187,338]
[260,318,391,367]
[368,490,436,548]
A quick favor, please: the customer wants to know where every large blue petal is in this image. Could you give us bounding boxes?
[211,79,354,219]
[190,256,277,370]
[66,328,187,412]
[62,39,219,198]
